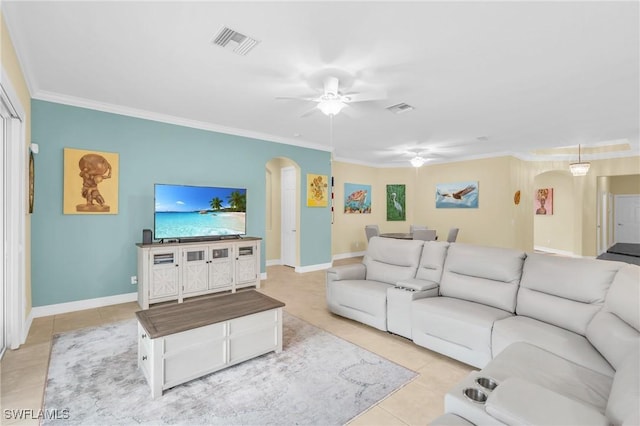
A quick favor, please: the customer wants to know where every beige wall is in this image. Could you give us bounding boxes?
[533,171,575,253]
[332,155,640,259]
[610,174,640,195]
[332,156,537,256]
[1,12,32,317]
[528,156,640,256]
[419,156,526,249]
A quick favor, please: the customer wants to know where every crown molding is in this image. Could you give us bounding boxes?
[32,90,332,153]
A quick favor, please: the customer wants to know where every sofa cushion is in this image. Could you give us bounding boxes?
[326,279,391,331]
[492,315,614,376]
[517,253,623,336]
[412,297,512,365]
[480,342,613,413]
[363,237,425,285]
[415,241,450,284]
[606,347,640,426]
[587,264,640,370]
[485,377,609,426]
[439,244,526,313]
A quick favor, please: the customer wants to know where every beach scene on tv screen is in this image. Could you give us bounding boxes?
[155,185,246,239]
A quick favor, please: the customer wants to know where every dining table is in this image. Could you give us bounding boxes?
[379,232,414,240]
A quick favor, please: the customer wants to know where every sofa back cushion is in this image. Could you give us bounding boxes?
[415,241,450,284]
[517,254,623,336]
[439,243,526,312]
[586,264,640,370]
[363,237,425,285]
[605,346,640,426]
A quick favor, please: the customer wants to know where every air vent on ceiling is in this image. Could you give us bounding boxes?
[386,103,415,114]
[212,27,260,56]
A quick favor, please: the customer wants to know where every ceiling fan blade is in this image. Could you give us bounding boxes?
[323,76,340,96]
[276,95,318,102]
[300,107,320,118]
[345,90,387,103]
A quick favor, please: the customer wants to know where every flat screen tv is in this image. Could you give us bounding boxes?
[154,183,247,241]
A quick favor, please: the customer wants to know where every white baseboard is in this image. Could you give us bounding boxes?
[533,246,580,258]
[31,292,138,318]
[266,259,282,266]
[333,251,366,260]
[295,262,333,273]
[260,272,267,280]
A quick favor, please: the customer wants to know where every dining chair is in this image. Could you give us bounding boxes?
[364,225,380,241]
[412,229,437,241]
[447,228,459,243]
[409,224,428,234]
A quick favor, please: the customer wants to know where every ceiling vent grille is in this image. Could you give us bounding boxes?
[386,103,415,114]
[212,27,260,56]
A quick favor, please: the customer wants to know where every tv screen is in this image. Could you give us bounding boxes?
[154,184,247,240]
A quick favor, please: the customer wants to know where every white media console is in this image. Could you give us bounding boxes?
[136,237,261,309]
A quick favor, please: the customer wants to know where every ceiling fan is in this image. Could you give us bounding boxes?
[384,139,485,167]
[277,75,386,117]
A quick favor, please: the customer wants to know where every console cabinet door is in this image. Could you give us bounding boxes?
[235,242,258,287]
[209,245,234,290]
[181,246,209,296]
[149,249,179,300]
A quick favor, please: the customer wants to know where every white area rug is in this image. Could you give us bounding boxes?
[43,312,416,425]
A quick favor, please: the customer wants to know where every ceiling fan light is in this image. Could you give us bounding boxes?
[410,156,425,168]
[569,162,590,176]
[318,100,346,116]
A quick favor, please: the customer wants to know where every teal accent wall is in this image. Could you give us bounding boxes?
[31,100,331,306]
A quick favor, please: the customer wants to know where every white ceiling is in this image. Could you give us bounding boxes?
[4,1,639,167]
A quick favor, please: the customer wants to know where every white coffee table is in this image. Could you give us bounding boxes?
[136,290,285,398]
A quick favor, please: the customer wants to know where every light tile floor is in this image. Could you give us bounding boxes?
[0,259,473,425]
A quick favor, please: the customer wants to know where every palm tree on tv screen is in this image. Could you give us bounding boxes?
[210,197,223,211]
[228,191,246,212]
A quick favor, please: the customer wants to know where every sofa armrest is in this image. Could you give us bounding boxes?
[395,277,439,292]
[327,263,366,283]
[485,377,609,426]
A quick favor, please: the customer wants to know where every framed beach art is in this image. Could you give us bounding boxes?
[435,181,478,208]
[344,183,371,214]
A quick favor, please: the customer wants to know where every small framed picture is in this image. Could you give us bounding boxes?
[535,188,553,215]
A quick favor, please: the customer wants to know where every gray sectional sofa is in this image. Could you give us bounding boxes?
[326,236,640,426]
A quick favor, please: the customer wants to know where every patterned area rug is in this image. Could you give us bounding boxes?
[43,312,416,425]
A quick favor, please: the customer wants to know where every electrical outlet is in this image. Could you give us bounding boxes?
[131,275,138,285]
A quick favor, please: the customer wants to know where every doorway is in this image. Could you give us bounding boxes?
[1,80,27,355]
[281,166,297,267]
[1,102,5,357]
[615,195,640,244]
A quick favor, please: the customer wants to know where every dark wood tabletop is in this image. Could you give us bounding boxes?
[379,233,413,240]
[136,290,285,339]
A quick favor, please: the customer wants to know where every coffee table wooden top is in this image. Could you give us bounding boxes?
[136,290,285,339]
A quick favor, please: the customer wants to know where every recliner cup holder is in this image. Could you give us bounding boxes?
[463,387,488,404]
[475,377,498,391]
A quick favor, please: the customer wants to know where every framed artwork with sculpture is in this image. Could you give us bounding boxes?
[63,148,119,214]
[386,184,406,221]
